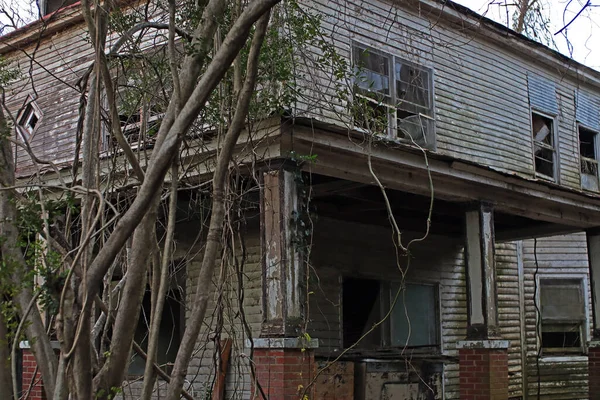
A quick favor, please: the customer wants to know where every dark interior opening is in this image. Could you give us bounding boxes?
[541,330,581,349]
[343,277,381,348]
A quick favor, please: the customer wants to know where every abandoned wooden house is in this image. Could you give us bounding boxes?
[3,0,600,398]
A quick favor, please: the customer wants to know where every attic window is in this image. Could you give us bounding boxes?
[17,101,42,139]
[540,278,586,354]
[579,126,599,191]
[351,43,434,149]
[531,112,556,180]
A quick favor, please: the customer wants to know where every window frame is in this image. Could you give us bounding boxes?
[530,110,559,182]
[342,276,442,351]
[350,42,436,149]
[535,274,589,357]
[578,123,600,192]
[16,98,43,140]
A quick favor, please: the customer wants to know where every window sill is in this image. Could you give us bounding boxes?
[539,355,587,363]
[317,346,441,360]
[535,172,556,183]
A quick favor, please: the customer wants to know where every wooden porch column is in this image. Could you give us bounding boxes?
[260,168,304,337]
[464,202,499,338]
[459,202,508,400]
[586,231,600,399]
[254,168,315,400]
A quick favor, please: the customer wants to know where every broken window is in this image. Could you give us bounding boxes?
[343,277,439,349]
[579,126,599,191]
[351,43,434,148]
[17,100,42,139]
[531,112,556,179]
[540,278,586,354]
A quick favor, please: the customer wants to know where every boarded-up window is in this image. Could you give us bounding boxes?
[579,126,599,191]
[540,279,586,353]
[575,91,600,130]
[351,43,434,148]
[527,73,558,115]
[532,112,556,180]
[342,277,439,349]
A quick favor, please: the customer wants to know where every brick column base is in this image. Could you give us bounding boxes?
[21,348,46,400]
[590,341,600,400]
[457,340,509,400]
[250,338,318,400]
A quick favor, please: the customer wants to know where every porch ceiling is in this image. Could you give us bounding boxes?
[309,175,577,242]
[289,125,600,231]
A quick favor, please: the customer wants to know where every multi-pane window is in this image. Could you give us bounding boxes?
[579,126,599,191]
[343,277,439,349]
[540,278,586,354]
[351,43,434,148]
[531,112,556,180]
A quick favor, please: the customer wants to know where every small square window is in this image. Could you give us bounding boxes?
[17,100,42,139]
[579,126,599,191]
[531,112,556,180]
[539,278,586,354]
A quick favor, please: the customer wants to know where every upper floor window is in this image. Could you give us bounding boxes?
[575,91,600,191]
[17,100,42,140]
[539,278,587,354]
[527,73,559,181]
[579,125,599,191]
[531,111,557,180]
[343,277,440,349]
[351,43,435,148]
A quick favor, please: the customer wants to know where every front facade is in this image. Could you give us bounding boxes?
[4,0,600,399]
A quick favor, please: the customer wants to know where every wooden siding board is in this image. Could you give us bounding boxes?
[521,233,591,398]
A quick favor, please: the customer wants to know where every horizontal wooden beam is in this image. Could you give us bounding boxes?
[291,126,600,229]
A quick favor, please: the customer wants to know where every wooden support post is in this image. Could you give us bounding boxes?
[464,202,499,339]
[587,231,600,338]
[460,203,508,400]
[586,231,600,399]
[260,168,304,337]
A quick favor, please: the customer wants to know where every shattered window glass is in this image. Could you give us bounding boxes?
[531,112,555,179]
[351,43,434,147]
[579,126,599,191]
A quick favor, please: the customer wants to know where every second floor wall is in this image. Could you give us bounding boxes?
[295,0,600,194]
[4,0,600,197]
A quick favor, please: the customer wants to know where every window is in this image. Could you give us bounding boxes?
[531,112,556,180]
[16,100,42,139]
[351,43,434,148]
[128,263,186,375]
[343,277,439,349]
[579,125,599,191]
[539,278,586,354]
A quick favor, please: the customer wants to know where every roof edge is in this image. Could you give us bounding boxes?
[0,2,83,55]
[401,0,600,90]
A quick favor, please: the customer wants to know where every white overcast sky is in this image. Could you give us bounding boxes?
[454,0,600,70]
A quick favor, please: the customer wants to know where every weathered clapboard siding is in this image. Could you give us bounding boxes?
[308,217,466,399]
[3,3,170,178]
[496,242,524,398]
[521,233,592,399]
[5,24,94,176]
[296,0,598,191]
[183,224,263,400]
